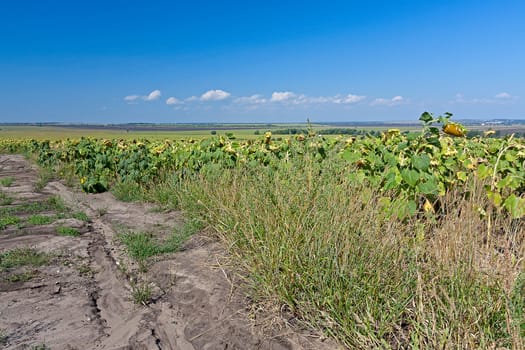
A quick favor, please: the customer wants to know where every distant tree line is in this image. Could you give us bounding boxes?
[268,128,381,136]
[467,130,525,138]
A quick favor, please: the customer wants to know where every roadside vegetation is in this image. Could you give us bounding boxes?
[1,112,524,348]
[0,248,51,272]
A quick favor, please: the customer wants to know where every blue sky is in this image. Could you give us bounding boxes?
[1,0,524,123]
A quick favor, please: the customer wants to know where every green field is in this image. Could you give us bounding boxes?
[1,114,524,349]
[0,123,415,141]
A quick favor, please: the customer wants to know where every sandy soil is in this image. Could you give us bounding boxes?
[0,154,338,350]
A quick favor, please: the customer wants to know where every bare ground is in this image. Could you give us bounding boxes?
[0,154,338,350]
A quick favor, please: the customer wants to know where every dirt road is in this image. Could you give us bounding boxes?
[0,154,336,350]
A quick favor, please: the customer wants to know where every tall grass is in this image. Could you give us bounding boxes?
[174,156,524,349]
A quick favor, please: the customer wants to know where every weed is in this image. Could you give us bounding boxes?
[0,329,7,345]
[0,197,66,217]
[509,272,525,338]
[118,232,159,265]
[30,344,50,350]
[77,264,93,276]
[34,167,54,192]
[0,215,20,230]
[131,282,152,305]
[96,207,108,217]
[72,211,89,222]
[0,190,13,205]
[0,248,50,271]
[111,181,146,202]
[118,222,199,270]
[56,226,80,237]
[5,271,37,282]
[27,214,53,225]
[0,177,14,187]
[46,195,67,212]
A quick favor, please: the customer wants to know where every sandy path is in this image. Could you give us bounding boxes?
[0,154,337,350]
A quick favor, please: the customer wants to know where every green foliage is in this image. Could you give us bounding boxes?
[0,215,20,230]
[34,167,54,191]
[118,220,200,270]
[56,226,80,237]
[72,211,89,222]
[0,248,50,271]
[2,112,525,348]
[5,112,523,217]
[6,271,37,282]
[0,190,13,205]
[176,151,524,348]
[0,176,14,187]
[131,282,152,305]
[30,344,51,350]
[0,329,7,345]
[27,214,53,225]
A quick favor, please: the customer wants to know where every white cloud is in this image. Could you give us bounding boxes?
[144,89,161,101]
[234,94,267,104]
[124,95,140,102]
[454,92,518,104]
[391,95,403,102]
[166,97,182,105]
[270,91,366,105]
[330,94,366,104]
[371,96,406,106]
[124,90,161,103]
[271,91,296,102]
[495,92,512,99]
[200,89,231,101]
[185,96,199,102]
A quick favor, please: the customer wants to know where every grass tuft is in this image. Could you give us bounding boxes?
[118,219,200,270]
[27,214,54,225]
[34,167,54,192]
[72,211,89,222]
[56,226,80,237]
[131,282,152,305]
[0,248,50,271]
[0,190,13,205]
[6,271,37,282]
[0,215,20,230]
[0,177,14,187]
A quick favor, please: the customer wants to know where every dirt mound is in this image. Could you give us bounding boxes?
[0,154,338,350]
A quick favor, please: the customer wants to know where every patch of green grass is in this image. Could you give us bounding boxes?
[72,211,89,222]
[46,195,67,212]
[118,232,160,267]
[0,196,67,217]
[131,282,152,305]
[0,177,14,187]
[118,221,199,270]
[509,272,525,338]
[27,214,53,225]
[111,181,147,202]
[77,264,94,277]
[0,248,50,271]
[30,344,51,350]
[0,215,20,230]
[34,168,54,192]
[56,226,80,237]
[5,270,37,282]
[0,190,13,205]
[0,329,7,345]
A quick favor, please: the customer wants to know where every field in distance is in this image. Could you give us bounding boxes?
[1,120,524,140]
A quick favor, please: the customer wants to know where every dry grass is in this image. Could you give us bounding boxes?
[175,156,524,349]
